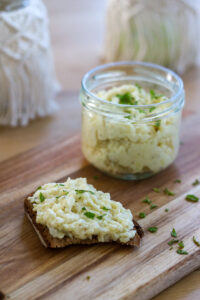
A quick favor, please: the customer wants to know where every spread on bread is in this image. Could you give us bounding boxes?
[28,177,137,243]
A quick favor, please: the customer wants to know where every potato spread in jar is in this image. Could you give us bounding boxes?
[80,62,185,180]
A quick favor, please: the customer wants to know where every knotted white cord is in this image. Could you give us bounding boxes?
[0,0,60,126]
[103,0,200,74]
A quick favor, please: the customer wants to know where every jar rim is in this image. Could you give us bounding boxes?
[81,61,184,109]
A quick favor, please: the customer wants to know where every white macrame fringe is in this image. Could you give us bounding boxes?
[0,0,60,126]
[103,0,200,74]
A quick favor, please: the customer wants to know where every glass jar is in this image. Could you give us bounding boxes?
[80,62,185,180]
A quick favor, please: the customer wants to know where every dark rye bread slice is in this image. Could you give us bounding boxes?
[24,194,144,248]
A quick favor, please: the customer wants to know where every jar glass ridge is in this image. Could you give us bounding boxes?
[80,62,185,180]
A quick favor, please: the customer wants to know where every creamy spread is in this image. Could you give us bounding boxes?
[28,177,136,243]
[82,84,181,178]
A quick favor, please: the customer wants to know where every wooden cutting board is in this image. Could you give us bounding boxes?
[0,114,200,300]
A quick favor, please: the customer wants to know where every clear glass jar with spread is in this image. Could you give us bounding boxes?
[80,62,185,180]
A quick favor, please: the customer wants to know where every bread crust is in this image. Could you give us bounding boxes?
[24,193,144,248]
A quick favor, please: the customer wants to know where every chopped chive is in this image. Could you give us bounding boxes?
[148,227,158,233]
[171,228,177,238]
[125,115,131,119]
[178,241,184,249]
[192,179,200,186]
[193,236,200,247]
[174,179,181,183]
[56,196,60,199]
[168,239,179,246]
[75,189,95,195]
[37,186,42,190]
[86,276,90,280]
[176,249,188,255]
[150,89,163,99]
[150,89,156,98]
[163,188,175,196]
[165,208,169,212]
[93,175,99,180]
[149,106,156,113]
[84,212,95,219]
[142,197,152,205]
[185,194,199,202]
[153,187,160,193]
[138,212,146,219]
[63,190,69,195]
[154,120,161,130]
[138,109,145,113]
[101,206,111,211]
[135,83,142,90]
[97,214,106,220]
[59,184,65,186]
[82,207,86,211]
[116,92,136,105]
[150,204,158,209]
[39,192,45,202]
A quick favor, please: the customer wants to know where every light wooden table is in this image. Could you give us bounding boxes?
[0,0,199,299]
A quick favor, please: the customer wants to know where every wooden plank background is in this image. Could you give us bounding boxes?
[0,0,200,299]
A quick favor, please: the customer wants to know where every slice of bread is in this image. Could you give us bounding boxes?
[24,193,144,248]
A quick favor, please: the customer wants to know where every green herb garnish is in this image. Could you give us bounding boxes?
[97,214,106,220]
[75,189,95,195]
[93,175,99,180]
[193,236,200,247]
[63,190,69,195]
[142,197,152,205]
[148,227,158,233]
[163,188,175,196]
[171,228,177,238]
[86,276,91,280]
[150,89,156,98]
[185,194,199,202]
[168,239,179,246]
[37,186,42,190]
[150,89,163,99]
[138,109,145,113]
[192,179,200,186]
[178,241,184,249]
[138,212,146,219]
[116,92,136,105]
[165,208,169,212]
[39,192,45,202]
[56,196,60,199]
[149,106,156,113]
[135,83,142,90]
[101,206,111,211]
[125,115,132,119]
[176,249,188,255]
[84,212,95,219]
[82,207,86,211]
[153,187,160,193]
[154,120,161,130]
[174,179,181,183]
[59,184,65,186]
[150,204,158,209]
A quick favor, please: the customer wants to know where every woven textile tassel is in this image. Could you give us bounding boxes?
[0,0,60,126]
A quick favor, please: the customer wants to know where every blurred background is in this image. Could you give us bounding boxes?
[0,0,199,162]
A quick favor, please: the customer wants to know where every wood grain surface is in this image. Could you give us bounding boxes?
[0,112,200,299]
[0,0,200,299]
